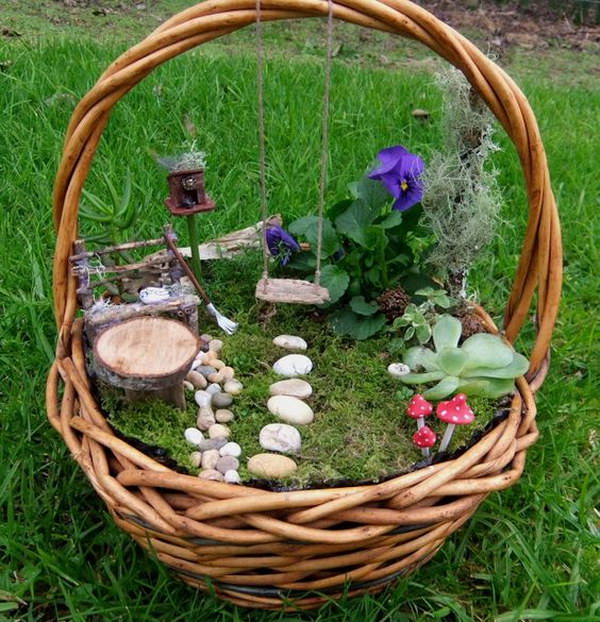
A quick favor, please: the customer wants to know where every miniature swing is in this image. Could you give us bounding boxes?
[254,0,332,305]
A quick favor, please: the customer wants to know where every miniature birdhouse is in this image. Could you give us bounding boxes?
[165,168,215,216]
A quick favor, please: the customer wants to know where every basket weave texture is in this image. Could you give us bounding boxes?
[47,0,562,610]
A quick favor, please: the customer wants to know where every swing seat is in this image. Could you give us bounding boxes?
[255,278,330,304]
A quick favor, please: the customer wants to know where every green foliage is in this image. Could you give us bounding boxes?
[287,172,433,339]
[399,315,530,400]
[79,171,142,246]
[390,287,456,349]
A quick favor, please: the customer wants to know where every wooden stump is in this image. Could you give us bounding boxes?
[93,317,201,409]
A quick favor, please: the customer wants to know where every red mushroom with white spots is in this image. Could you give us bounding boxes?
[436,393,475,452]
[412,425,437,458]
[407,394,433,431]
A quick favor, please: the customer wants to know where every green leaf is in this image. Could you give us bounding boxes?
[288,216,339,257]
[415,322,432,344]
[461,333,515,369]
[404,346,440,371]
[432,315,462,350]
[398,370,445,385]
[404,325,415,341]
[334,200,379,248]
[377,210,404,229]
[349,296,379,316]
[284,251,316,273]
[422,375,460,400]
[457,377,516,398]
[330,309,387,340]
[437,347,467,375]
[319,264,350,304]
[462,352,529,379]
[349,173,389,208]
[327,198,353,221]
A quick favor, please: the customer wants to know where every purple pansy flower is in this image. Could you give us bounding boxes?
[368,145,425,211]
[265,225,300,266]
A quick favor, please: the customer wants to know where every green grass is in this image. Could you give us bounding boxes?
[1,5,599,621]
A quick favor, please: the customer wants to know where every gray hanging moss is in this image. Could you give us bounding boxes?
[421,68,502,296]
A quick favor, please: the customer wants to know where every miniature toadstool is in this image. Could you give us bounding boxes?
[412,425,437,457]
[436,393,474,452]
[407,394,433,431]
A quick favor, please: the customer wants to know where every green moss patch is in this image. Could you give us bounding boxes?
[104,254,502,489]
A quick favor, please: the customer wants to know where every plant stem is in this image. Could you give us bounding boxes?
[439,423,456,452]
[186,214,202,283]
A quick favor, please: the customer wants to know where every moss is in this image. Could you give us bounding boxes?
[103,254,502,489]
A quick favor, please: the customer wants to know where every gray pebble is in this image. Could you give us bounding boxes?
[196,437,228,452]
[215,455,239,474]
[206,383,222,396]
[211,392,233,408]
[195,365,217,378]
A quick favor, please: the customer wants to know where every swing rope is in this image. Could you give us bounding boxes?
[256,0,334,292]
[315,0,334,287]
[256,0,269,284]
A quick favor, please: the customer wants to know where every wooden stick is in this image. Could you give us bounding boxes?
[69,237,167,262]
[163,227,211,307]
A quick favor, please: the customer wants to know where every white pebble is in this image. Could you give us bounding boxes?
[139,287,169,304]
[200,333,214,343]
[387,363,411,378]
[194,390,212,408]
[272,354,313,377]
[183,380,194,392]
[219,442,242,458]
[273,335,308,351]
[267,396,314,425]
[259,423,301,453]
[224,470,241,484]
[269,378,312,399]
[224,379,243,395]
[211,359,226,370]
[184,427,204,446]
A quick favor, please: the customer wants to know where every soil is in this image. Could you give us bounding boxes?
[38,0,600,51]
[420,0,600,51]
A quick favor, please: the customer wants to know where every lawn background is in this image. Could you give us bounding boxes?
[0,1,598,620]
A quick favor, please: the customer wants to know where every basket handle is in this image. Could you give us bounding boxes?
[52,0,561,381]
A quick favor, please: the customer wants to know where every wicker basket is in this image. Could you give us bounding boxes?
[47,0,562,611]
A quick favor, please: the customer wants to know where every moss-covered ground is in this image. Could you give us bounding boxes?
[107,250,500,488]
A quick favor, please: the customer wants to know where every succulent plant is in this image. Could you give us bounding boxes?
[399,315,529,400]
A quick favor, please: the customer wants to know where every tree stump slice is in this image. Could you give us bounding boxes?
[93,317,201,408]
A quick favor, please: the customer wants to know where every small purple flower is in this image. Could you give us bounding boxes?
[369,145,425,211]
[265,225,300,266]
